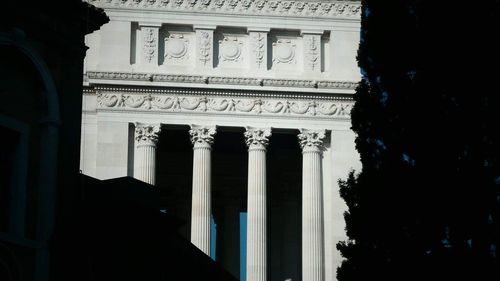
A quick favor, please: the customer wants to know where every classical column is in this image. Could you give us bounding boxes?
[189,125,216,255]
[298,129,326,281]
[301,30,323,73]
[134,123,161,185]
[245,127,272,281]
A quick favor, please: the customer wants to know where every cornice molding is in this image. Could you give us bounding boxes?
[84,0,360,20]
[85,71,359,90]
[86,86,353,119]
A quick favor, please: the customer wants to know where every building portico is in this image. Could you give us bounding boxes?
[80,1,361,280]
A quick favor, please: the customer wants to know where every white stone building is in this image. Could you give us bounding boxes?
[80,1,361,281]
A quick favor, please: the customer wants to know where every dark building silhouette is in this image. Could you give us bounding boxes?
[1,1,237,280]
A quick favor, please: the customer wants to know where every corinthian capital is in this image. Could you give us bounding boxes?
[244,127,272,150]
[135,123,161,146]
[298,129,326,152]
[189,125,216,148]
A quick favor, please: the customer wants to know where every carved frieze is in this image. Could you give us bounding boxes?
[94,90,353,119]
[85,0,361,19]
[85,71,359,90]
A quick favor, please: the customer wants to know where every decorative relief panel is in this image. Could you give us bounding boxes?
[85,0,361,19]
[250,32,266,69]
[272,39,296,65]
[219,36,243,63]
[85,71,359,89]
[93,88,353,119]
[197,30,213,67]
[304,34,321,71]
[165,33,189,61]
[142,27,159,64]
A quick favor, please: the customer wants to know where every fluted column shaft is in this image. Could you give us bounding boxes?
[190,125,216,255]
[299,129,326,281]
[134,123,161,185]
[245,127,271,281]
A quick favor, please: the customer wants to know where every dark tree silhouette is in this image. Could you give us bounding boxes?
[337,1,499,281]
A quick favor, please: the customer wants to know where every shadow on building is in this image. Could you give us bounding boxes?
[52,175,238,281]
[1,1,237,280]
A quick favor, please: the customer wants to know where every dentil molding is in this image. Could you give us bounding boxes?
[85,71,359,90]
[90,86,353,119]
[84,0,361,19]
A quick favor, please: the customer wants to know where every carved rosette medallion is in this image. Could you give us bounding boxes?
[189,125,216,148]
[244,127,272,150]
[298,129,326,152]
[273,39,296,64]
[165,34,189,60]
[135,123,161,146]
[219,36,243,62]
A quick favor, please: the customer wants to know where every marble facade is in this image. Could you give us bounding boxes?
[80,1,361,280]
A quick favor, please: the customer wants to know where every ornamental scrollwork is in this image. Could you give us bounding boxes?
[85,0,361,19]
[95,91,352,119]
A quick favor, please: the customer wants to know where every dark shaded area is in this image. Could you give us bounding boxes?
[338,1,499,281]
[52,175,238,281]
[1,2,108,281]
[268,132,302,281]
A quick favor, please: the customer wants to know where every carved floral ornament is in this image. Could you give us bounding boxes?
[244,127,272,148]
[135,123,161,145]
[95,92,353,119]
[189,125,216,146]
[143,27,157,63]
[85,71,359,90]
[84,0,361,19]
[297,129,326,151]
[198,31,212,65]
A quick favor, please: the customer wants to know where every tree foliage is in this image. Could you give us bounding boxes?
[337,1,499,280]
